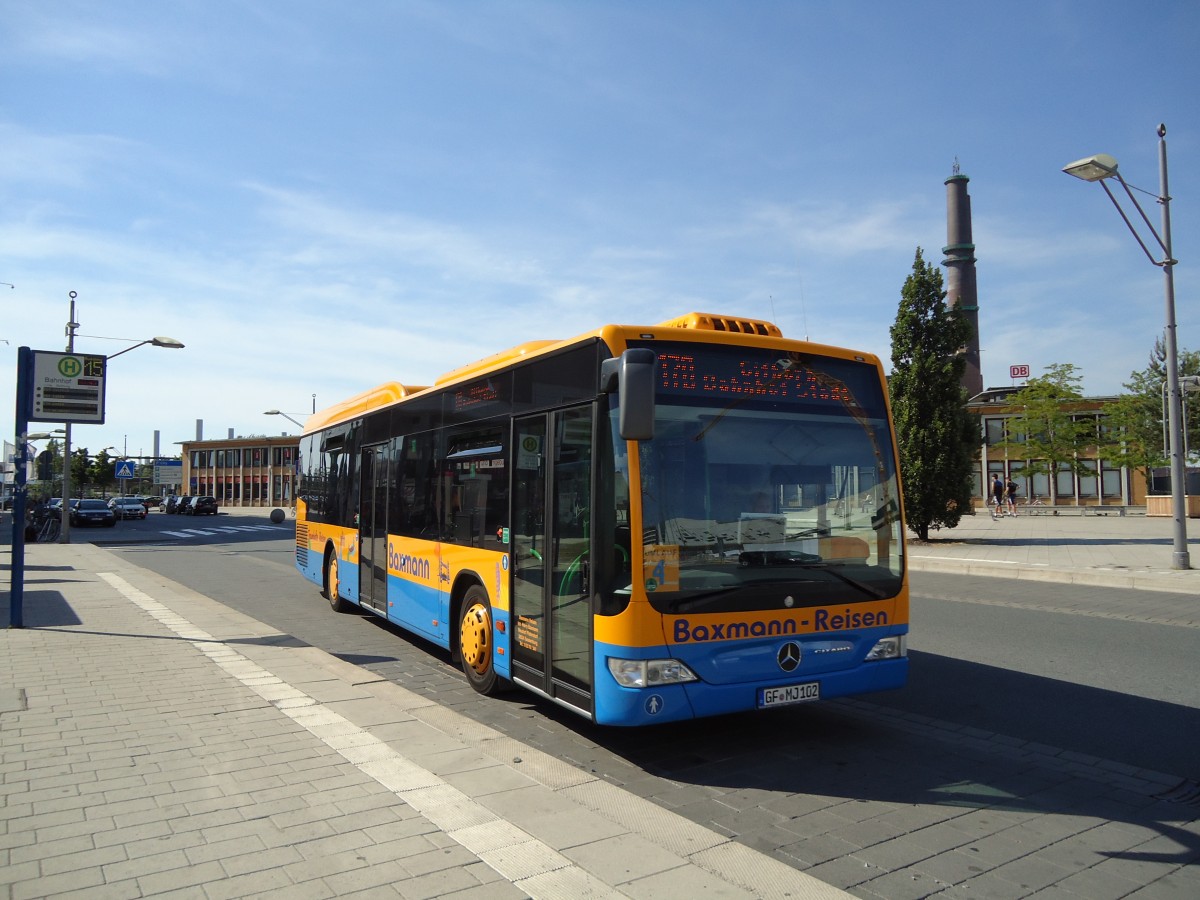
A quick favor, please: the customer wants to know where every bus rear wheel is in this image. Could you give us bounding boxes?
[459,585,499,695]
[324,551,351,613]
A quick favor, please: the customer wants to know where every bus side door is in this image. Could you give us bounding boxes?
[510,406,594,716]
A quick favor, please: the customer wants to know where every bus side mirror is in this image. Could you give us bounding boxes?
[600,349,656,441]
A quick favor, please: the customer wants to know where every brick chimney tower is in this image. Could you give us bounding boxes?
[942,162,983,398]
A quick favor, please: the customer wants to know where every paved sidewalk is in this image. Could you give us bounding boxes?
[2,541,851,899]
[906,509,1200,596]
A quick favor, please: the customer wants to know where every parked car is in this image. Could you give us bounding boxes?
[186,496,219,516]
[109,497,148,520]
[163,495,190,514]
[175,496,196,515]
[139,496,159,511]
[70,498,116,527]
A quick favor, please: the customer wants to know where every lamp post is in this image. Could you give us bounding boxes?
[1064,123,1190,569]
[264,410,305,509]
[57,311,185,542]
[263,409,305,429]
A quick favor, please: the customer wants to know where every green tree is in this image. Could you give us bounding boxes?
[70,447,91,495]
[997,363,1095,503]
[1100,339,1200,486]
[889,248,978,540]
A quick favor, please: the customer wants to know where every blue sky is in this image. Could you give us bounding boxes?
[2,1,1199,461]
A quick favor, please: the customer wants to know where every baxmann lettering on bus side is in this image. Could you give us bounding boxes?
[673,608,890,644]
[388,546,431,581]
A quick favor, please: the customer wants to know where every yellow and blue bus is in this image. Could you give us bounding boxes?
[294,312,908,725]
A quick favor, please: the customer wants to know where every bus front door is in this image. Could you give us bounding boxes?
[358,443,389,614]
[511,407,594,716]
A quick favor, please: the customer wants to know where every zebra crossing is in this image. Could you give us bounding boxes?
[157,522,289,540]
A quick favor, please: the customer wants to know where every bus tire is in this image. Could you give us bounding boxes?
[324,550,351,613]
[458,585,499,695]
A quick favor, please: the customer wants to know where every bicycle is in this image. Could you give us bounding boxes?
[1021,496,1048,515]
[35,511,61,543]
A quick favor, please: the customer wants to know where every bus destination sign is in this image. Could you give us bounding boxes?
[29,351,108,424]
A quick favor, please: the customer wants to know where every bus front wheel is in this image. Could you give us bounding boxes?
[459,585,499,695]
[324,551,351,613]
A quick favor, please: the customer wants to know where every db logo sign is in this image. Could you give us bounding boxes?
[1010,365,1030,379]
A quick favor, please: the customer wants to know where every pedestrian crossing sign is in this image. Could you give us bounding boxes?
[114,460,136,479]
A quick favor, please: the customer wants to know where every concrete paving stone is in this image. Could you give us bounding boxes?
[164,806,248,835]
[108,800,186,829]
[1048,864,1144,900]
[909,845,995,885]
[516,805,631,853]
[332,789,414,818]
[39,840,130,877]
[263,819,338,847]
[213,842,307,879]
[442,760,539,799]
[12,865,105,900]
[395,842,484,879]
[804,851,888,891]
[45,880,144,900]
[394,865,502,900]
[241,877,338,900]
[778,832,863,868]
[102,846,197,883]
[285,781,378,807]
[376,719,478,758]
[200,865,298,900]
[958,829,1042,866]
[288,826,383,862]
[622,862,759,900]
[563,832,689,884]
[359,814,443,847]
[0,827,38,850]
[82,817,161,847]
[317,859,423,896]
[3,768,98,794]
[134,858,228,894]
[9,831,97,864]
[773,807,868,841]
[278,847,372,885]
[987,853,1077,894]
[182,833,275,869]
[0,859,41,888]
[439,876,530,900]
[1087,850,1198,888]
[851,834,943,873]
[1124,868,1200,899]
[862,866,961,900]
[353,832,443,866]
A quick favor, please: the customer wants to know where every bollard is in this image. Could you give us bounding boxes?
[270,508,285,524]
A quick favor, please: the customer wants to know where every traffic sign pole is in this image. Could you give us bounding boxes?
[10,347,32,628]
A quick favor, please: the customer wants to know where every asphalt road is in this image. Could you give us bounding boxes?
[105,529,1200,781]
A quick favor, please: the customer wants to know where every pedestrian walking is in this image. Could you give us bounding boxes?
[991,475,1005,518]
[1005,477,1019,516]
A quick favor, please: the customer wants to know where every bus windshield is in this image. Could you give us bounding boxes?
[629,342,904,614]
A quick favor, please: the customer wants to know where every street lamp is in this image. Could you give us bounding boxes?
[106,336,186,359]
[1064,124,1190,569]
[263,409,305,429]
[59,326,186,543]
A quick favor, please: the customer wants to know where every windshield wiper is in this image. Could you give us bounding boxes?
[788,562,888,600]
[667,588,739,612]
[738,551,887,600]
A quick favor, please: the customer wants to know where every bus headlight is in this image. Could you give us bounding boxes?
[607,657,699,688]
[864,635,906,661]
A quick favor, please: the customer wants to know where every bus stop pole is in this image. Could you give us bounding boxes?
[9,347,32,628]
